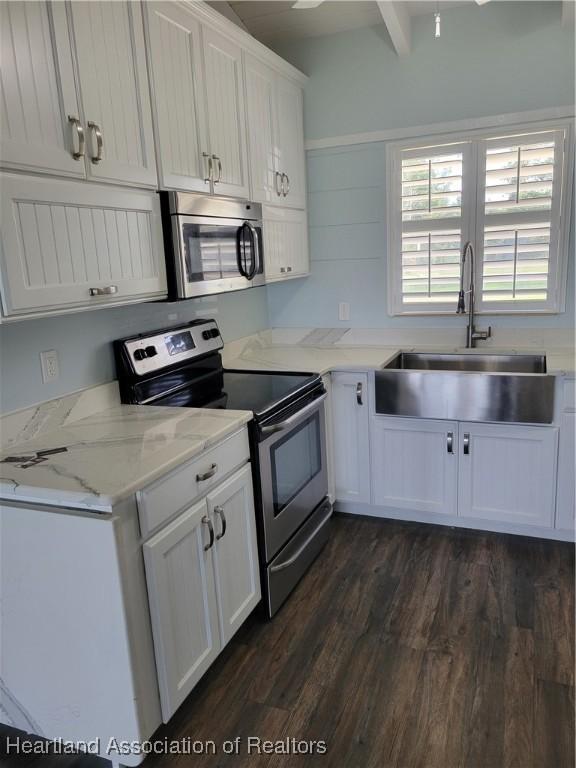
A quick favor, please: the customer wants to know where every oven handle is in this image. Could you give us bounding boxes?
[260,392,327,437]
[270,501,333,573]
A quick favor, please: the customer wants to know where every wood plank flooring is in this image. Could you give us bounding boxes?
[1,515,574,768]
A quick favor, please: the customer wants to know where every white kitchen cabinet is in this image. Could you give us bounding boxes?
[244,56,306,209]
[244,55,278,204]
[201,26,249,198]
[556,412,575,531]
[331,372,371,504]
[0,173,167,316]
[275,74,307,209]
[0,2,84,178]
[371,416,459,516]
[144,2,210,192]
[263,206,309,281]
[143,499,221,722]
[458,422,558,528]
[207,465,260,646]
[69,1,157,188]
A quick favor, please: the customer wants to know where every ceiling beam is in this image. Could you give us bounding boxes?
[562,0,575,27]
[377,1,411,56]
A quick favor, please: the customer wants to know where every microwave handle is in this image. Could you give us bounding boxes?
[236,222,258,280]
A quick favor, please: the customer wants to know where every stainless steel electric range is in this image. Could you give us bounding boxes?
[114,319,332,617]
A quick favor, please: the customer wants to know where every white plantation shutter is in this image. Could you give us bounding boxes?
[477,130,565,311]
[388,122,571,315]
[399,145,469,308]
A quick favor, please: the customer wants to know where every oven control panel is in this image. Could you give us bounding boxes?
[123,320,223,376]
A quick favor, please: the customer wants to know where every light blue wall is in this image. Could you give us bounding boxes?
[267,1,575,330]
[0,288,268,413]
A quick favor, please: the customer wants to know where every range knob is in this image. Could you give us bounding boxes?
[145,345,158,357]
[133,348,146,361]
[202,330,212,341]
[210,328,220,338]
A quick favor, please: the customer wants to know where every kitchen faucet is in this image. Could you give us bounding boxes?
[456,241,491,349]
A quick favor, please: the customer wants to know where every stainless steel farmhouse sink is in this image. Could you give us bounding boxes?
[375,352,555,424]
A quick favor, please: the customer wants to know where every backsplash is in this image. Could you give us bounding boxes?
[0,287,269,414]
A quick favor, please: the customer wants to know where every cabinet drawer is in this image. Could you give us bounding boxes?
[138,429,249,537]
[563,379,575,412]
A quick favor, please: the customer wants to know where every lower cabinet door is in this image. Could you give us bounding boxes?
[371,416,459,516]
[143,499,221,722]
[332,372,371,504]
[207,465,261,647]
[556,413,575,531]
[458,423,558,527]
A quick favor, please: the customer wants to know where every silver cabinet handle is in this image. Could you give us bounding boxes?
[356,382,363,406]
[447,431,454,454]
[87,121,103,164]
[280,267,287,274]
[214,505,227,540]
[202,515,215,551]
[463,433,470,455]
[282,172,290,197]
[275,171,282,197]
[287,266,292,273]
[89,285,118,296]
[196,463,218,482]
[212,154,222,183]
[203,152,213,184]
[68,115,85,160]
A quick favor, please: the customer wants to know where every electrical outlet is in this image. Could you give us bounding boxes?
[338,302,350,322]
[40,350,59,384]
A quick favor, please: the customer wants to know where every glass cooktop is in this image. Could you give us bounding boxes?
[154,370,318,418]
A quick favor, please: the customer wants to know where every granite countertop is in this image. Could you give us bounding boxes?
[0,402,252,513]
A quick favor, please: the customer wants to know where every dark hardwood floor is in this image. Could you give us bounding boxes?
[2,515,574,768]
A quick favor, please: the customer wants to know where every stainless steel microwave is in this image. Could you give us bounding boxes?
[160,191,265,300]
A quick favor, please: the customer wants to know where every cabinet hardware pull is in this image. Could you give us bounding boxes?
[203,152,213,184]
[282,172,290,197]
[447,431,454,454]
[212,154,222,183]
[68,116,85,160]
[356,382,363,406]
[287,266,292,272]
[87,121,103,164]
[89,285,118,296]
[280,267,287,274]
[463,433,470,455]
[214,505,227,540]
[275,171,282,197]
[202,515,215,551]
[196,463,218,482]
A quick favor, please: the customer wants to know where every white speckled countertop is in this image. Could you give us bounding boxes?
[222,327,575,376]
[0,384,251,512]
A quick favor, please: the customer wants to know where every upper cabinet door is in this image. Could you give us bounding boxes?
[275,75,306,209]
[69,1,157,187]
[0,2,85,178]
[244,55,277,204]
[144,2,210,192]
[0,173,167,316]
[201,27,249,198]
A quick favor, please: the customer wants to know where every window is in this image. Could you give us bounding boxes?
[387,123,572,315]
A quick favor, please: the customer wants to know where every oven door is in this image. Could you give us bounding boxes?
[172,215,265,299]
[258,392,328,563]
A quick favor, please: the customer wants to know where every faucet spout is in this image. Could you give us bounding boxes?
[457,241,491,348]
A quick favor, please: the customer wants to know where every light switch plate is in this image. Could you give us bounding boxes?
[338,302,350,321]
[40,350,59,383]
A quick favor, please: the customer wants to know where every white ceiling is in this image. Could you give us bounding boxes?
[224,1,471,45]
